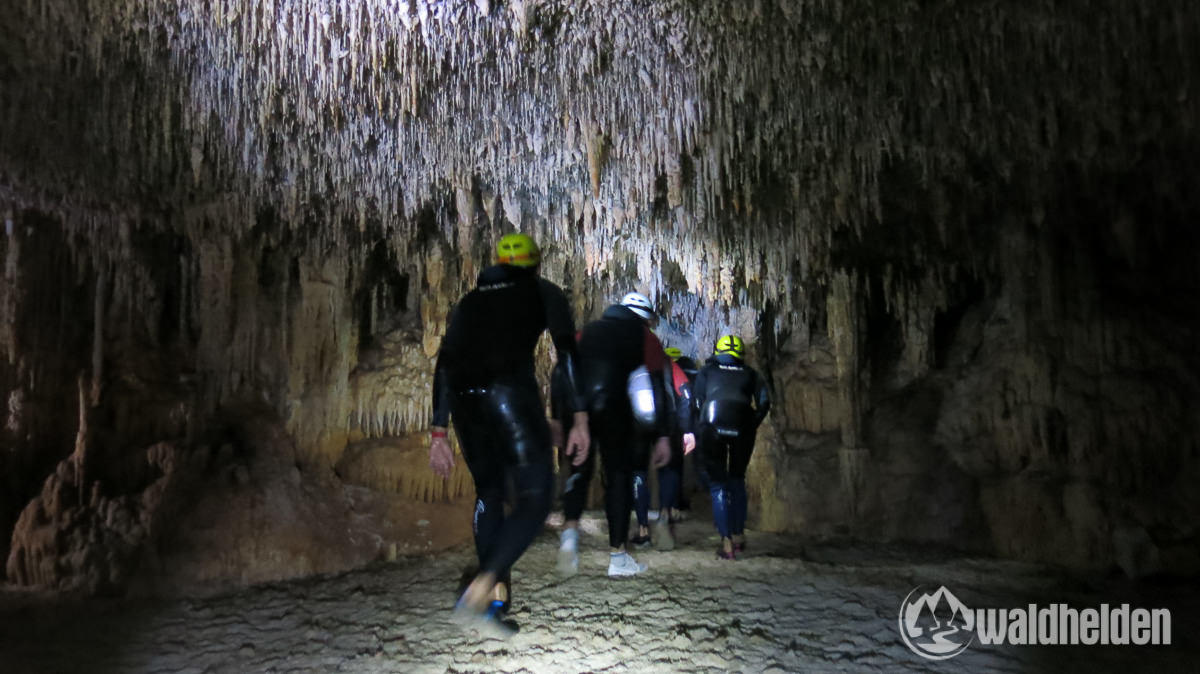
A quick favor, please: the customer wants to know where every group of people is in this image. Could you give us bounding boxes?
[428,233,771,633]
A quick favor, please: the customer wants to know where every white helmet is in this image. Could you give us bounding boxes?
[620,292,655,321]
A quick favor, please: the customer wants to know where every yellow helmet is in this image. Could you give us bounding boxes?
[496,233,540,267]
[664,347,683,361]
[714,334,744,359]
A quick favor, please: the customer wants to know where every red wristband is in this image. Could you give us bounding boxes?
[431,430,447,439]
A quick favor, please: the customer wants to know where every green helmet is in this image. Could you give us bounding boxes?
[496,233,540,267]
[714,334,745,359]
[664,347,683,361]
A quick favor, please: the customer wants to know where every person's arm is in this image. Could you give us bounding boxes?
[660,366,677,423]
[540,280,585,411]
[548,366,567,449]
[670,361,692,432]
[690,368,708,426]
[677,380,693,432]
[641,327,671,467]
[540,280,589,464]
[429,306,460,478]
[753,368,772,428]
[683,368,706,455]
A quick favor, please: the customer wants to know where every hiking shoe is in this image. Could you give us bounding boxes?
[453,592,518,639]
[607,552,648,577]
[654,519,675,551]
[557,529,579,576]
[716,548,736,561]
[630,533,652,549]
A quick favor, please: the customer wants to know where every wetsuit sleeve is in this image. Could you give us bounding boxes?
[660,367,677,429]
[676,378,694,434]
[690,368,708,430]
[642,328,670,436]
[670,361,688,397]
[752,368,772,428]
[431,304,461,427]
[550,365,568,422]
[539,280,586,412]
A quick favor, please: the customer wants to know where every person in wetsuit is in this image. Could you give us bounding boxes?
[576,292,672,576]
[428,233,589,628]
[673,353,701,513]
[644,346,697,551]
[631,346,694,549]
[691,334,771,560]
[549,334,595,575]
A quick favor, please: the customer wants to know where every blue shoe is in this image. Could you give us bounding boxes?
[453,595,517,639]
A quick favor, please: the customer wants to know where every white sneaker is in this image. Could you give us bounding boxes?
[607,551,648,577]
[557,529,579,575]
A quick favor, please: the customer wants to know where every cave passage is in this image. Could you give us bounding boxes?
[2,0,1199,671]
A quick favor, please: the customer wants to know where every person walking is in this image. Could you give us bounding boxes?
[576,292,671,576]
[428,233,590,631]
[648,346,696,550]
[691,335,770,560]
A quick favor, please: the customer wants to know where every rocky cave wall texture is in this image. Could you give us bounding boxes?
[1,0,1198,593]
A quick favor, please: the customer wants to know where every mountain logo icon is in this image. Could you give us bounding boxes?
[898,586,975,660]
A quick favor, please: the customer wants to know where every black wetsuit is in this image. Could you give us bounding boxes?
[550,345,594,523]
[691,353,771,538]
[576,304,669,548]
[657,359,694,514]
[673,356,700,507]
[432,264,584,579]
[634,359,694,528]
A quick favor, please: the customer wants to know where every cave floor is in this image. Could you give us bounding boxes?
[1,512,1197,673]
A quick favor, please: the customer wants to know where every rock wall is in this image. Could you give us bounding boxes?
[1,0,1198,591]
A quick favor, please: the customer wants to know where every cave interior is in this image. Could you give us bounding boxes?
[1,0,1198,670]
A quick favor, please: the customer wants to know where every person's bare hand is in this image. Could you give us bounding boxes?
[567,412,590,466]
[682,432,696,455]
[652,436,671,468]
[429,430,454,478]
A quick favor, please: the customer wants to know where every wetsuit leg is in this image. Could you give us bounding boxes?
[633,470,650,528]
[455,385,554,578]
[728,430,756,536]
[561,440,595,522]
[699,425,733,539]
[451,392,507,571]
[594,405,636,549]
[657,435,683,512]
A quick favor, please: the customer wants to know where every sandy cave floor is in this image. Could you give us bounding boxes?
[1,512,1198,673]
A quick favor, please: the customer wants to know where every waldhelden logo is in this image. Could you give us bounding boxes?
[898,585,1172,660]
[898,586,975,660]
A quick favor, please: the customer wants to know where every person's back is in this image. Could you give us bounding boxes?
[694,353,764,435]
[440,264,561,392]
[577,304,661,412]
[574,293,671,576]
[691,335,770,560]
